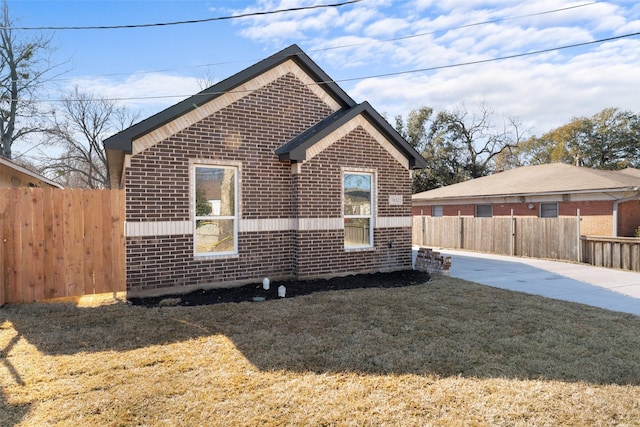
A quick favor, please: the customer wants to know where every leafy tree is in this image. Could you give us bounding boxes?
[42,87,139,188]
[395,107,459,192]
[510,108,640,169]
[0,0,58,159]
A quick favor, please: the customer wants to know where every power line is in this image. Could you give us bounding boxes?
[332,32,640,83]
[26,31,640,104]
[2,0,362,30]
[46,1,602,82]
[314,2,601,52]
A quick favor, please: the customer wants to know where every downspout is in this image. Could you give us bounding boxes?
[611,187,640,237]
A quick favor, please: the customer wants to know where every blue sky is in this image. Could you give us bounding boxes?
[8,0,640,159]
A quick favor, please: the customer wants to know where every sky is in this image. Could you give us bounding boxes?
[7,0,640,160]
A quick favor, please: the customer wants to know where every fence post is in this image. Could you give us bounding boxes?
[510,209,515,256]
[458,211,462,249]
[577,208,581,262]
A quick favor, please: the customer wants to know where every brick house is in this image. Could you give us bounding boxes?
[412,163,640,237]
[105,44,426,297]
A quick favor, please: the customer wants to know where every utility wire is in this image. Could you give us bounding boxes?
[315,1,600,52]
[332,31,640,83]
[26,30,639,104]
[45,1,601,82]
[2,0,362,30]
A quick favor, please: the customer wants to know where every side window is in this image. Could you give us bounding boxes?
[540,202,558,218]
[344,172,373,248]
[193,165,238,256]
[432,205,444,217]
[475,204,493,218]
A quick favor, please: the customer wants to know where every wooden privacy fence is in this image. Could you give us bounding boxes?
[0,188,125,305]
[413,215,580,262]
[581,236,640,272]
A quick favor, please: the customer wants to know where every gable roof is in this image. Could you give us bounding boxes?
[275,101,427,169]
[104,44,425,187]
[0,156,63,188]
[104,44,356,155]
[413,163,640,202]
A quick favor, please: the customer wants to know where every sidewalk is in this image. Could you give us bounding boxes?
[413,247,640,316]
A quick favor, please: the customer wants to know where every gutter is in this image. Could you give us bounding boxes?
[612,187,640,236]
[413,186,640,203]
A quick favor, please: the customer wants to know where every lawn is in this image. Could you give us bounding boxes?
[1,275,640,426]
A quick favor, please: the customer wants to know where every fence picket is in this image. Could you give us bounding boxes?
[0,188,126,304]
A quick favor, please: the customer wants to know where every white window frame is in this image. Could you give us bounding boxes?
[540,202,558,218]
[192,163,239,258]
[343,170,375,249]
[475,204,493,218]
[432,205,444,217]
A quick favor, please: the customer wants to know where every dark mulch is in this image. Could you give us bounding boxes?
[129,269,432,307]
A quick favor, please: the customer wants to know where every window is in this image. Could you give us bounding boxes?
[193,165,238,256]
[475,204,493,218]
[344,172,373,248]
[540,202,558,218]
[432,205,443,217]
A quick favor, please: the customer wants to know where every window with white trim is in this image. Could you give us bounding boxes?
[475,204,493,218]
[193,165,238,256]
[344,172,373,248]
[540,202,558,218]
[432,205,443,217]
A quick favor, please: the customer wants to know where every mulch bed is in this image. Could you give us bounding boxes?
[129,269,432,307]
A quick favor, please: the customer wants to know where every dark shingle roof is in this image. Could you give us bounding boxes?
[104,44,426,187]
[104,44,356,154]
[275,101,426,169]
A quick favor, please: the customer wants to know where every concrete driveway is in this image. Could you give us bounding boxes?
[413,247,640,316]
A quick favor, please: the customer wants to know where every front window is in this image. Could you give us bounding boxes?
[475,204,493,218]
[194,165,237,256]
[540,202,558,218]
[344,172,373,248]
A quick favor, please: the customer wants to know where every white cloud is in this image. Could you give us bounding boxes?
[67,73,201,117]
[347,36,640,134]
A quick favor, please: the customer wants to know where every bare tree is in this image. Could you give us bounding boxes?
[43,87,139,188]
[196,67,217,91]
[429,103,525,179]
[0,0,58,159]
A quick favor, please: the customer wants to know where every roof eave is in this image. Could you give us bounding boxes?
[413,186,640,202]
[104,44,357,155]
[276,102,427,169]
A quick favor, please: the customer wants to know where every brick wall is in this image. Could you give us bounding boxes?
[124,72,415,296]
[294,126,413,278]
[618,200,640,237]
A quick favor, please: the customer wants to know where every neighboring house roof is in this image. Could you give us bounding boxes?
[0,156,63,188]
[104,44,425,187]
[413,163,640,203]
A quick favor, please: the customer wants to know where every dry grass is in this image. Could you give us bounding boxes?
[2,275,640,426]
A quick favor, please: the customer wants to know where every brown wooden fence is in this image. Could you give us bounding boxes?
[0,188,125,305]
[581,236,640,272]
[413,215,580,262]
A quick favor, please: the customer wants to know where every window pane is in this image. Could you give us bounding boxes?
[195,167,235,216]
[540,203,558,218]
[195,219,235,254]
[433,205,443,217]
[344,174,371,215]
[344,218,370,246]
[476,204,492,217]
